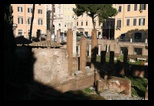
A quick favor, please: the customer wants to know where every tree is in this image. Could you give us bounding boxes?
[4,4,16,50]
[4,4,17,99]
[29,4,35,41]
[73,4,117,29]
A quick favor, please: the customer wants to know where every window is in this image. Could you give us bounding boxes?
[77,22,78,26]
[28,8,32,13]
[126,19,130,26]
[38,18,43,25]
[18,17,23,24]
[59,23,61,27]
[117,19,121,28]
[139,18,145,26]
[127,4,130,11]
[18,29,23,36]
[118,6,122,12]
[134,32,142,42]
[18,6,23,12]
[134,4,138,11]
[134,48,142,55]
[38,9,42,14]
[86,21,88,26]
[140,4,146,10]
[133,19,137,26]
[81,22,83,26]
[28,17,31,24]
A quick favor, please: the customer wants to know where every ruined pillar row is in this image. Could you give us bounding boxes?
[80,36,87,75]
[91,29,98,70]
[67,29,73,76]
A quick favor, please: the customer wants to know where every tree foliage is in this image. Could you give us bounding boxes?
[4,4,16,49]
[73,4,117,29]
[4,4,17,97]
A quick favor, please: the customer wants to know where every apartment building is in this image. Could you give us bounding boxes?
[45,4,103,37]
[63,4,76,34]
[102,4,148,56]
[12,4,46,39]
[54,4,64,35]
[113,4,148,41]
[76,11,102,38]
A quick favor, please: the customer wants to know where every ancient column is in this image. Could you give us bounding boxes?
[109,51,114,64]
[123,48,128,74]
[73,28,77,57]
[130,38,132,42]
[96,80,102,93]
[101,51,106,65]
[88,44,91,57]
[80,36,87,75]
[98,44,101,56]
[91,29,98,70]
[123,48,128,64]
[109,44,115,64]
[145,39,148,43]
[67,29,73,76]
[107,44,110,52]
[56,29,60,43]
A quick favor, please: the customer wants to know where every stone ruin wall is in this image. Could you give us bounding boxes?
[32,48,69,86]
[32,48,94,92]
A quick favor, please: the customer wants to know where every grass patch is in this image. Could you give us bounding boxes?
[128,61,143,65]
[125,76,148,97]
[87,55,146,65]
[83,87,94,94]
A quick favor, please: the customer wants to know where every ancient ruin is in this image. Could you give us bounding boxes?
[15,28,148,100]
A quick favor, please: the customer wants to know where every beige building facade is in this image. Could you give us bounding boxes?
[62,4,76,34]
[12,4,46,39]
[76,12,102,37]
[113,4,148,40]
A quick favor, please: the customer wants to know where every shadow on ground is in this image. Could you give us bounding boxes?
[4,43,105,100]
